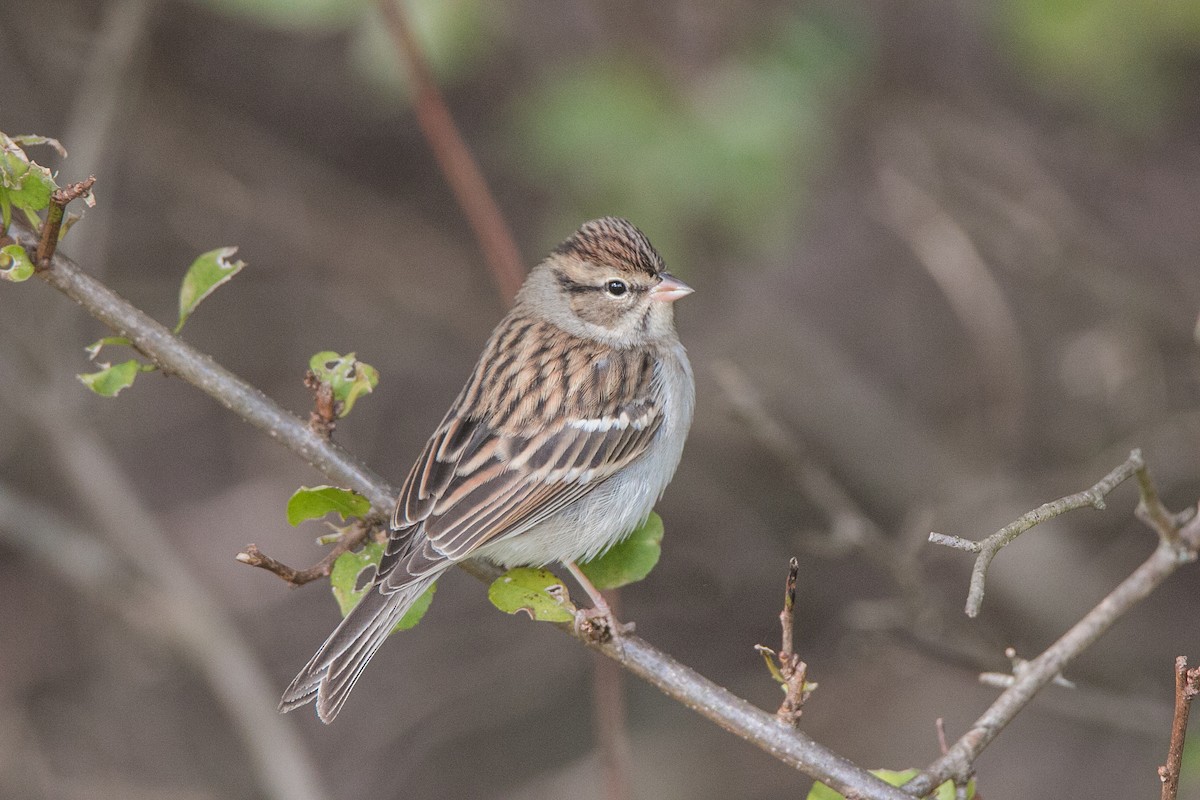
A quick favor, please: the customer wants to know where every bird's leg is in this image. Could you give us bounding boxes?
[563,560,633,642]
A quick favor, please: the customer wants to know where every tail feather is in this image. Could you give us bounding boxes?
[279,572,439,723]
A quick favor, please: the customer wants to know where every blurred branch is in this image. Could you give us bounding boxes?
[593,595,632,800]
[56,0,153,280]
[60,0,152,183]
[1160,656,1200,800]
[14,224,913,800]
[712,359,935,624]
[876,166,1027,440]
[376,0,525,303]
[0,474,329,800]
[906,496,1200,796]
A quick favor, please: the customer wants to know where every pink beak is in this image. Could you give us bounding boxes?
[651,272,694,303]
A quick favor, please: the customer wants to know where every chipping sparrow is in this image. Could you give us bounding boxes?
[281,217,695,722]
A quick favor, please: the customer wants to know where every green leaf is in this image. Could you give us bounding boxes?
[330,540,436,631]
[175,246,245,333]
[308,351,379,416]
[77,359,143,397]
[577,512,663,590]
[488,567,577,623]
[84,335,133,360]
[755,644,786,685]
[0,244,35,282]
[286,485,371,526]
[0,140,58,215]
[807,770,973,800]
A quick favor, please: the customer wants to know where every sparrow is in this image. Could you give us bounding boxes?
[280,217,695,723]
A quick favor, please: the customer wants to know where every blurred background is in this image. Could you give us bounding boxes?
[2,0,1200,797]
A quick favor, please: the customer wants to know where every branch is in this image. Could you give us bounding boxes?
[15,225,914,800]
[1160,656,1200,800]
[11,223,397,515]
[376,0,525,304]
[762,557,812,727]
[236,520,370,587]
[581,630,913,800]
[905,502,1200,795]
[36,176,96,268]
[929,450,1145,616]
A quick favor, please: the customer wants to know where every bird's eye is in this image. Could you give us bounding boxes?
[605,279,628,297]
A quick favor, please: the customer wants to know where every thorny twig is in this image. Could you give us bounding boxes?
[1159,656,1200,800]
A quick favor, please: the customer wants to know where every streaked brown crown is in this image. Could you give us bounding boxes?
[552,217,664,278]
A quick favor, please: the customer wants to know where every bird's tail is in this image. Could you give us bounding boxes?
[279,571,439,723]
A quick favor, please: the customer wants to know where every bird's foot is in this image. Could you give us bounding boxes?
[564,559,634,643]
[572,605,635,643]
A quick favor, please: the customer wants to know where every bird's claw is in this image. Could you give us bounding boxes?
[573,606,634,642]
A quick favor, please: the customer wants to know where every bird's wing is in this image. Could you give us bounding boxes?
[380,333,663,588]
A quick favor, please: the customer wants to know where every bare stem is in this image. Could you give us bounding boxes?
[376,0,525,303]
[930,450,1145,616]
[1159,656,1200,800]
[237,522,370,588]
[775,557,811,726]
[906,505,1200,795]
[36,176,95,268]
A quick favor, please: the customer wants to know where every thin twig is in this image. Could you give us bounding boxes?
[1136,462,1182,544]
[905,503,1200,796]
[14,224,914,800]
[237,522,370,588]
[376,0,525,303]
[875,166,1027,438]
[775,557,811,726]
[930,450,1145,617]
[977,646,1075,690]
[36,176,95,268]
[1159,656,1200,800]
